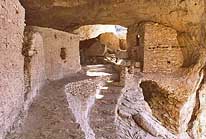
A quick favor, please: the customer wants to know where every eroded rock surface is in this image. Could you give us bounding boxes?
[116,72,176,139]
[116,58,206,138]
[21,0,206,35]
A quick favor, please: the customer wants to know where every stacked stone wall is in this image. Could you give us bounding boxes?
[27,26,81,80]
[143,23,184,73]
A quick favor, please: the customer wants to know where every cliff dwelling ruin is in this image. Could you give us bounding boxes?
[1,0,206,139]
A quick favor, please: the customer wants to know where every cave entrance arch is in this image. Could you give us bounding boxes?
[74,24,128,66]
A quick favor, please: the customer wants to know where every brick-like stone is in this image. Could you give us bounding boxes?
[142,23,184,73]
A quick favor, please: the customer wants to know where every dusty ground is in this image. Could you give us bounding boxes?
[90,85,122,139]
[6,66,122,139]
[6,76,88,139]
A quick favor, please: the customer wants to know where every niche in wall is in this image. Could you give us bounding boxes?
[60,47,67,61]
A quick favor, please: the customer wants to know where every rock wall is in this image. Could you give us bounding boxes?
[22,29,46,110]
[141,71,202,136]
[84,41,106,57]
[116,62,206,139]
[0,0,25,138]
[126,24,144,64]
[177,32,201,67]
[21,0,205,36]
[116,71,176,139]
[26,26,81,80]
[192,77,206,139]
[142,23,184,73]
[119,39,127,50]
[2,26,82,138]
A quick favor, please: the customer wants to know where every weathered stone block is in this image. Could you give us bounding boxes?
[65,76,109,139]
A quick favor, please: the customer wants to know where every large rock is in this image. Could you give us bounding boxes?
[73,25,118,40]
[99,32,121,51]
[20,0,205,35]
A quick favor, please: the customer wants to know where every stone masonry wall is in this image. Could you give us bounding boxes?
[26,26,81,80]
[23,29,46,110]
[143,23,184,73]
[0,0,25,138]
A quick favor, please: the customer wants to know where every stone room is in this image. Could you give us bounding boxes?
[0,0,206,139]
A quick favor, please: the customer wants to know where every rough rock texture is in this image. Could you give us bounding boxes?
[20,0,206,37]
[126,23,144,64]
[116,71,176,139]
[192,82,206,139]
[19,0,206,64]
[99,32,122,51]
[142,68,203,135]
[119,39,127,50]
[116,58,206,138]
[65,75,110,139]
[1,0,206,139]
[84,40,107,57]
[142,23,184,73]
[26,26,81,80]
[80,32,126,56]
[126,24,140,49]
[0,0,25,138]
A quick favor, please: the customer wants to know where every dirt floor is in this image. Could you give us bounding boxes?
[90,85,122,139]
[6,66,122,139]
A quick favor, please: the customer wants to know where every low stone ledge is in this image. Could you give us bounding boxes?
[65,75,110,139]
